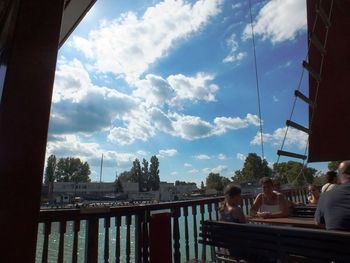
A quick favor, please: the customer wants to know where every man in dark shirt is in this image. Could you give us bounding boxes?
[315,160,350,230]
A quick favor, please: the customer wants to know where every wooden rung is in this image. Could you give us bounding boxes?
[317,5,331,28]
[286,120,310,134]
[294,90,315,108]
[277,150,307,160]
[302,61,321,82]
[309,33,326,55]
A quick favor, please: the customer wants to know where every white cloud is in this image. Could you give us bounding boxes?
[223,33,246,63]
[203,165,228,174]
[171,113,214,140]
[171,171,178,175]
[73,0,222,82]
[184,163,192,167]
[242,0,306,43]
[250,127,308,149]
[189,169,199,174]
[195,154,211,160]
[218,154,227,160]
[159,149,178,157]
[51,59,138,135]
[232,3,242,10]
[133,73,219,107]
[214,113,260,134]
[167,73,219,105]
[46,135,135,167]
[273,95,279,102]
[236,153,246,161]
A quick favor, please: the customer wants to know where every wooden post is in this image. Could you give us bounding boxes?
[0,0,64,262]
[85,217,99,263]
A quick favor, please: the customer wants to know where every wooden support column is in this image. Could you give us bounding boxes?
[0,0,64,262]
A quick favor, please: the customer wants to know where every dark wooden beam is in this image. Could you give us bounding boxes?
[0,0,64,262]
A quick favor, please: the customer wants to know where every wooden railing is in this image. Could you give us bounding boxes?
[36,188,308,263]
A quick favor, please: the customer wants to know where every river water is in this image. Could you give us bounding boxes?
[35,208,215,262]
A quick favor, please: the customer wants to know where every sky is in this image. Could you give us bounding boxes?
[46,0,327,185]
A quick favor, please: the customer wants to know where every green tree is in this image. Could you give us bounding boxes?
[44,154,56,184]
[206,173,230,191]
[273,161,317,186]
[200,181,205,190]
[141,158,149,191]
[149,155,160,190]
[55,157,91,182]
[328,160,342,171]
[131,158,142,190]
[232,153,272,184]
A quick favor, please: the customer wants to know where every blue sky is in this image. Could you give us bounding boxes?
[46,0,326,185]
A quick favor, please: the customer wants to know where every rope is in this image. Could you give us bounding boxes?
[248,0,265,161]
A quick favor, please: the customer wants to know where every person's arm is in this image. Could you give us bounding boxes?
[231,207,246,223]
[314,196,325,227]
[250,194,262,216]
[265,194,289,218]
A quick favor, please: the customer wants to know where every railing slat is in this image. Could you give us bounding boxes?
[126,214,132,263]
[200,204,206,262]
[104,216,110,263]
[192,205,198,260]
[183,206,190,261]
[58,221,66,263]
[115,215,121,263]
[41,222,51,263]
[214,202,219,220]
[72,220,80,263]
[172,207,181,263]
[142,211,149,263]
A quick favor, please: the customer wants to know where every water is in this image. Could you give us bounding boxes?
[36,207,215,263]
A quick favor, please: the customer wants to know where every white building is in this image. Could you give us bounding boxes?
[53,182,115,202]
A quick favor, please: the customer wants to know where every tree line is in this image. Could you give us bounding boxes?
[204,153,339,191]
[115,155,160,192]
[44,155,91,184]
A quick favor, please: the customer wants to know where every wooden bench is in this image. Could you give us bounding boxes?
[199,220,350,263]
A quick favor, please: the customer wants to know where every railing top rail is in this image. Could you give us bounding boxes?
[39,196,225,222]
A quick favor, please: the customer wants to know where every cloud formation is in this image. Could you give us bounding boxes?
[242,0,306,43]
[223,33,246,63]
[250,127,308,149]
[73,0,222,82]
[195,154,211,160]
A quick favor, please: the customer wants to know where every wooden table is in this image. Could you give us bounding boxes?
[248,216,322,229]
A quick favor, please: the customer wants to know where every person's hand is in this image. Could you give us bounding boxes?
[256,212,272,218]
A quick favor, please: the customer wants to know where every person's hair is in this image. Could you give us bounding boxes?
[224,183,242,197]
[326,171,337,183]
[260,177,273,185]
[308,184,318,192]
[339,161,350,181]
[219,184,241,212]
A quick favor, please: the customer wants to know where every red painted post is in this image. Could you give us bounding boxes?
[149,212,172,263]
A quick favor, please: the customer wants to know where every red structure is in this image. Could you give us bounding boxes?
[308,0,350,162]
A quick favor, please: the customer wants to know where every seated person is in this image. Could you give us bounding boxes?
[315,161,350,230]
[250,177,288,218]
[307,185,320,204]
[219,184,246,223]
[321,171,338,193]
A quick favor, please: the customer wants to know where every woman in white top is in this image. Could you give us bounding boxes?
[321,171,338,193]
[250,177,288,218]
